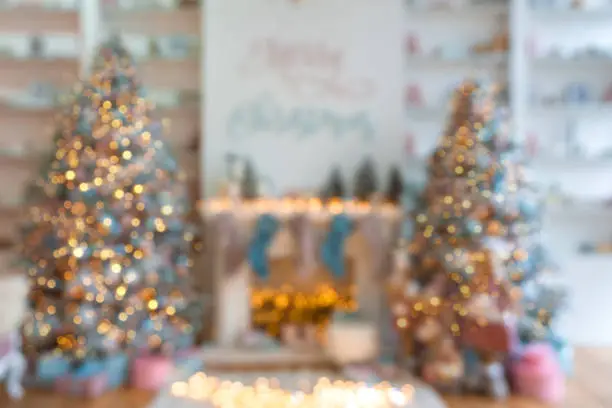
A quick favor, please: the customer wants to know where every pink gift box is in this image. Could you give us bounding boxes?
[130,355,174,391]
[55,373,108,398]
[513,343,565,405]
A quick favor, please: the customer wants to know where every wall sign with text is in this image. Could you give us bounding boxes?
[204,0,404,195]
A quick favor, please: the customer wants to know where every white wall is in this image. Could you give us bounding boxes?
[203,0,405,196]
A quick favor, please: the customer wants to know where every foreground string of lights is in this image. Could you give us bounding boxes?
[170,372,415,408]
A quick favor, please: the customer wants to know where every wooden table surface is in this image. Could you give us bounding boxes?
[1,348,609,408]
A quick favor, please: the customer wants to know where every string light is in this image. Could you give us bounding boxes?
[171,373,415,408]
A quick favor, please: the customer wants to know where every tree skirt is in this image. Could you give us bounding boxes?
[149,367,447,408]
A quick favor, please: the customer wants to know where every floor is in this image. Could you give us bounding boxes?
[1,348,609,408]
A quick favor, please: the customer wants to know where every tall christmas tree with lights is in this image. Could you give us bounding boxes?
[19,40,201,362]
[391,80,567,397]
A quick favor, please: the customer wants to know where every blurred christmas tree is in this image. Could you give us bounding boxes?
[241,159,259,200]
[353,158,378,201]
[385,165,404,204]
[320,167,345,202]
[390,80,567,396]
[19,39,202,362]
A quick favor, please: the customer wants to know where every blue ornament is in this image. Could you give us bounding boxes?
[176,254,189,268]
[43,234,59,250]
[465,219,483,237]
[142,318,156,331]
[321,214,354,279]
[519,198,539,221]
[491,168,505,194]
[476,152,492,170]
[98,212,121,236]
[248,214,279,280]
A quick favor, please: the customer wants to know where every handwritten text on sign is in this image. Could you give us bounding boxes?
[205,0,404,193]
[226,38,377,140]
[239,38,376,100]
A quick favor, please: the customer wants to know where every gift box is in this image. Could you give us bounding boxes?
[54,361,108,398]
[512,343,565,404]
[325,320,379,365]
[130,355,175,391]
[105,353,129,389]
[26,353,71,388]
[461,316,518,354]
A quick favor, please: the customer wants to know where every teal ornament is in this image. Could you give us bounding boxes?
[476,152,492,170]
[491,168,505,194]
[321,214,354,279]
[478,122,495,144]
[402,218,414,240]
[465,219,483,237]
[99,213,120,236]
[248,214,279,280]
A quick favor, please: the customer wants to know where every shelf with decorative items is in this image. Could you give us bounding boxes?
[530,102,612,117]
[103,1,203,162]
[402,0,512,170]
[0,1,90,255]
[530,5,612,21]
[520,0,612,258]
[405,53,509,68]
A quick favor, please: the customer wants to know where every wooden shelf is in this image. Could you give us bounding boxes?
[111,8,201,36]
[0,58,78,89]
[0,7,79,34]
[155,104,200,146]
[0,105,56,147]
[0,204,22,217]
[139,58,200,92]
[0,154,39,168]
